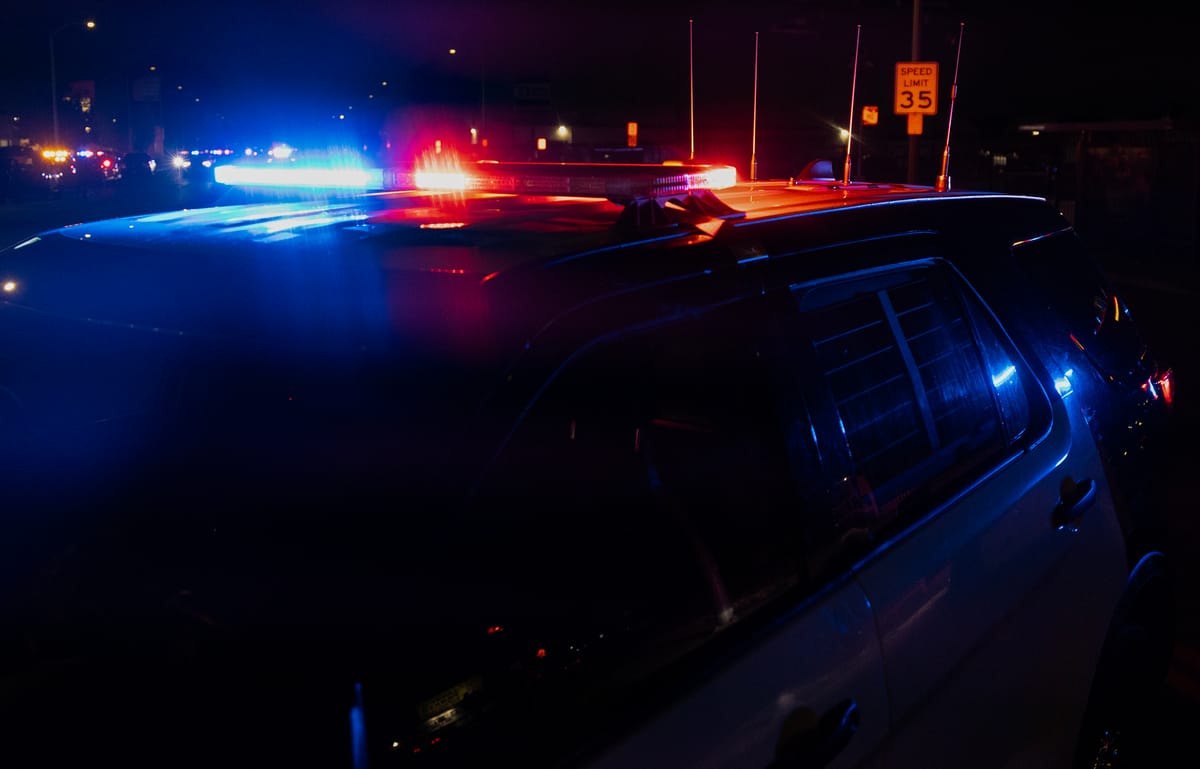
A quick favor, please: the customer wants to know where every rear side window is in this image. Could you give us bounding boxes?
[415,294,802,769]
[481,290,803,655]
[788,261,1051,576]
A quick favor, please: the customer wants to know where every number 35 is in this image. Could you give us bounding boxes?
[900,90,933,110]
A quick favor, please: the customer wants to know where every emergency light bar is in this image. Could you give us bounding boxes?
[394,162,738,201]
[215,159,737,201]
[214,164,384,190]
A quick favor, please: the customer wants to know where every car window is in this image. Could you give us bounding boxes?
[439,293,802,768]
[632,295,805,621]
[787,261,1052,578]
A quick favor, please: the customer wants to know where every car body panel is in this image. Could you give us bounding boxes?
[860,384,1126,769]
[582,582,888,769]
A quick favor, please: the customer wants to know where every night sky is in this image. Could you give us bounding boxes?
[3,1,1195,168]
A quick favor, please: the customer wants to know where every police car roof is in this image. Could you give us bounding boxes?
[35,177,1044,260]
[15,175,1062,341]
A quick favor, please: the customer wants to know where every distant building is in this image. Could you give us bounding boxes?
[958,119,1199,272]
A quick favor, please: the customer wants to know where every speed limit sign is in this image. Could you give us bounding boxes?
[895,62,939,115]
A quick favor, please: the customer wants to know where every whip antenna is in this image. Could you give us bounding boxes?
[844,24,862,185]
[936,22,965,191]
[689,19,696,160]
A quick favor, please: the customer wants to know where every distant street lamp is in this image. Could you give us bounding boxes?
[49,19,96,146]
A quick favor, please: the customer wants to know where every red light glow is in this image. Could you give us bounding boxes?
[1158,369,1174,405]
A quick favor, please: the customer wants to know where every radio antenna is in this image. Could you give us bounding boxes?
[751,31,760,181]
[689,18,696,160]
[936,22,965,191]
[843,24,862,185]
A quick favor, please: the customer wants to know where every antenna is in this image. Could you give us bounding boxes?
[689,18,696,161]
[751,31,759,181]
[936,22,965,191]
[844,24,862,185]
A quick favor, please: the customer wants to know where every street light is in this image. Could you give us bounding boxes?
[49,19,96,147]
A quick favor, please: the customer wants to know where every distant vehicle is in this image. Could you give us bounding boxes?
[0,146,78,200]
[73,148,119,179]
[52,148,121,196]
[168,149,231,187]
[0,146,42,202]
[118,150,156,181]
[0,158,1175,769]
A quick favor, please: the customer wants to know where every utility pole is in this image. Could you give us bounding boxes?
[50,31,59,145]
[907,0,920,184]
[49,20,97,147]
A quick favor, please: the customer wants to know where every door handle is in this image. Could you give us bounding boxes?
[1051,477,1096,532]
[766,698,859,769]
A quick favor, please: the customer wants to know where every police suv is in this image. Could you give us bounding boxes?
[0,158,1175,769]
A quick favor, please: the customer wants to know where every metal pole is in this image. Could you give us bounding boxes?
[349,682,368,769]
[844,25,861,185]
[751,31,759,181]
[907,0,920,184]
[936,23,965,191]
[689,19,695,160]
[48,21,95,148]
[50,31,59,146]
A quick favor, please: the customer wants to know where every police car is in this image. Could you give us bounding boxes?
[0,157,1175,769]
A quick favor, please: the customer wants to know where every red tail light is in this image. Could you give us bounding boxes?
[1141,367,1174,406]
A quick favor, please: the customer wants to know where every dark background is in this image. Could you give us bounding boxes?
[4,2,1196,169]
[3,1,1199,756]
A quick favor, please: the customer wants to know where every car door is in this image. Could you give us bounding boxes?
[465,283,891,769]
[779,258,1126,769]
[582,582,888,769]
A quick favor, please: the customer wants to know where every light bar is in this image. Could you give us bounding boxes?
[214,164,384,190]
[397,161,738,201]
[413,171,468,191]
[652,166,737,195]
[215,159,739,202]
